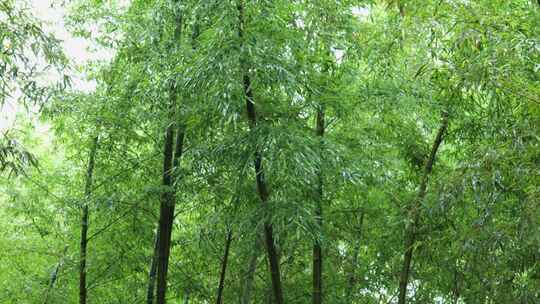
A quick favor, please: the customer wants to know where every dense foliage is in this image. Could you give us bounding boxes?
[1,0,539,303]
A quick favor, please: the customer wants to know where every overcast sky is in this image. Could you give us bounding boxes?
[1,0,110,132]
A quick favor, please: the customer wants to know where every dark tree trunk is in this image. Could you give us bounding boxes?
[345,211,365,302]
[156,2,184,303]
[156,104,176,304]
[146,231,159,304]
[398,0,405,17]
[79,136,99,304]
[216,230,233,304]
[156,117,185,304]
[79,202,89,302]
[312,107,325,304]
[237,1,284,304]
[397,112,449,304]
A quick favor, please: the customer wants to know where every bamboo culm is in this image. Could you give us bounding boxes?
[397,112,449,304]
[79,136,99,304]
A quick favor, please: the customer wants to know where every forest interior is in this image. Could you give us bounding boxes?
[0,0,539,303]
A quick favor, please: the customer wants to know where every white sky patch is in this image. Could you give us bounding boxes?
[1,0,114,132]
[334,48,345,65]
[352,6,370,20]
[31,0,113,92]
[0,101,17,133]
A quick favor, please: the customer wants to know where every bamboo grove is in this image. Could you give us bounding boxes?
[1,0,539,303]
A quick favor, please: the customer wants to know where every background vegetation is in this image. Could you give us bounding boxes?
[1,0,539,303]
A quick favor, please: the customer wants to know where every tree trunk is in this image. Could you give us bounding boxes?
[237,1,284,304]
[156,2,184,303]
[452,268,460,304]
[397,112,449,304]
[156,115,185,304]
[43,246,68,304]
[266,284,273,304]
[183,291,189,304]
[240,244,259,304]
[155,100,176,304]
[216,229,233,304]
[397,0,405,17]
[312,107,325,304]
[345,211,365,302]
[79,136,99,304]
[146,231,160,304]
